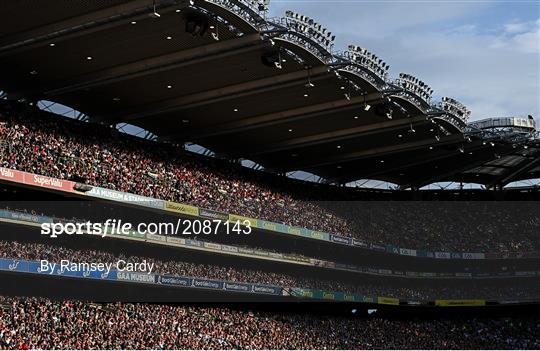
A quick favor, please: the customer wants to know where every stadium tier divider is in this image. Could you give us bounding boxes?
[1,209,539,281]
[1,166,539,261]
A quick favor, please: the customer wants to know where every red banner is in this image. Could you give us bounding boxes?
[0,167,25,183]
[0,167,74,192]
[24,173,74,192]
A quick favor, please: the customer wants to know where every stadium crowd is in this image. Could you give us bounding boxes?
[1,296,538,349]
[1,104,539,253]
[1,240,538,300]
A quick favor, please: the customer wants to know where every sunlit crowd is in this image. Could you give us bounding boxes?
[0,296,538,349]
[1,104,539,253]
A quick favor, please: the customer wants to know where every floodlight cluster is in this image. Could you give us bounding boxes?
[244,0,270,12]
[439,97,471,124]
[346,45,389,82]
[206,0,269,26]
[284,11,335,50]
[204,2,487,129]
[396,73,434,105]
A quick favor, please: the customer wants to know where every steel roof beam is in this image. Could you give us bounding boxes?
[115,65,331,123]
[293,134,465,171]
[34,33,265,101]
[402,147,519,190]
[340,141,489,183]
[495,156,540,188]
[0,0,187,57]
[184,92,384,141]
[248,115,430,156]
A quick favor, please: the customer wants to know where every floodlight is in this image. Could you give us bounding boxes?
[346,45,389,82]
[150,0,160,18]
[396,72,433,105]
[438,97,471,123]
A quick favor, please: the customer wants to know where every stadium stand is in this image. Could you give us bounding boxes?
[0,0,538,348]
[1,104,539,253]
[1,296,539,349]
[1,240,539,301]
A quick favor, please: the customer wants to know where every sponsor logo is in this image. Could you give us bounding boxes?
[498,300,520,305]
[399,248,417,256]
[262,222,277,231]
[159,276,191,286]
[344,294,355,301]
[311,231,326,240]
[455,272,472,277]
[221,245,238,253]
[89,187,161,208]
[268,252,283,259]
[370,244,386,251]
[252,285,281,295]
[435,252,451,259]
[0,167,15,179]
[352,239,368,248]
[147,233,166,242]
[164,201,199,216]
[378,297,400,305]
[238,247,254,255]
[8,260,20,271]
[224,282,250,292]
[199,209,228,220]
[192,278,223,290]
[288,227,301,235]
[8,212,41,223]
[204,242,222,250]
[117,272,155,283]
[435,300,485,307]
[229,214,258,228]
[186,239,203,247]
[323,292,335,300]
[32,175,65,188]
[331,235,350,245]
[300,290,313,298]
[166,237,185,246]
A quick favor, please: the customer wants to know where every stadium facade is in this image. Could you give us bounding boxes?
[0,1,539,349]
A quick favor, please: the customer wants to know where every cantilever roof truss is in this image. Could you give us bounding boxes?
[0,0,538,188]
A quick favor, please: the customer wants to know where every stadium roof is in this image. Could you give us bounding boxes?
[0,0,538,189]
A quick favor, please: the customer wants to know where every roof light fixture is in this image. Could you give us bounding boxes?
[396,73,433,105]
[150,0,160,18]
[346,45,389,82]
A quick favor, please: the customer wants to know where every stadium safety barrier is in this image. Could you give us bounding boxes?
[2,167,540,260]
[0,257,283,297]
[4,257,535,306]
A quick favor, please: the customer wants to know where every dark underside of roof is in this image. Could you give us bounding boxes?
[0,0,538,188]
